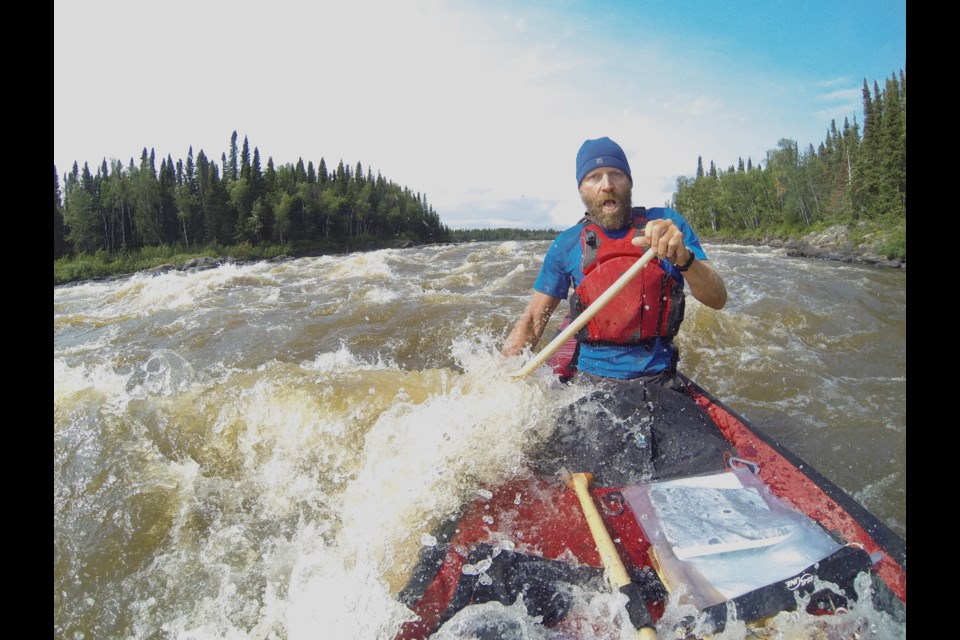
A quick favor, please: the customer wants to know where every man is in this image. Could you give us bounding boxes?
[503,136,730,483]
[502,136,726,381]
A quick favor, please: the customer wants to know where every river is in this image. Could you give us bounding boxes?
[54,240,906,639]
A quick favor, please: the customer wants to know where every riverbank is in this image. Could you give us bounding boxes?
[53,224,904,286]
[52,238,411,286]
[703,224,905,269]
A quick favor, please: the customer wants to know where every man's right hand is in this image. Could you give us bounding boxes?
[501,292,562,357]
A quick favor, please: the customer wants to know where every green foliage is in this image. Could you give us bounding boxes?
[55,131,452,282]
[53,242,298,285]
[55,68,905,283]
[876,225,906,260]
[54,166,67,259]
[447,228,559,242]
[673,69,905,258]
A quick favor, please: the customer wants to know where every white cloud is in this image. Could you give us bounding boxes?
[817,88,863,103]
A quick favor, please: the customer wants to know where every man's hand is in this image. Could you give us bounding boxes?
[633,219,691,267]
[501,292,562,357]
[631,220,727,310]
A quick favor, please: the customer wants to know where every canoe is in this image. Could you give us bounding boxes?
[392,351,906,638]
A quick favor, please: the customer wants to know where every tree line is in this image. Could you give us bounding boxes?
[673,69,905,254]
[54,131,451,260]
[448,228,559,242]
[54,69,905,269]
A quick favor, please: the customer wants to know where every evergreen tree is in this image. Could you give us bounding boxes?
[227,131,239,182]
[185,147,196,191]
[265,157,277,194]
[240,135,251,181]
[852,79,883,218]
[318,158,328,186]
[880,72,906,217]
[54,166,67,258]
[159,155,180,243]
[251,147,263,198]
[63,162,101,254]
[175,152,199,246]
[195,149,211,242]
[230,175,254,243]
[95,159,115,253]
[205,162,233,244]
[99,159,125,252]
[133,148,162,245]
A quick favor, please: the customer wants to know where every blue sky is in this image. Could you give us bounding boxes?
[54,0,905,230]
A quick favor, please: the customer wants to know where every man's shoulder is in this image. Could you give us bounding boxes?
[551,220,587,244]
[560,217,588,233]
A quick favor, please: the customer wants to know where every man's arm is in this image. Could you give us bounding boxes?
[679,258,726,310]
[501,292,563,357]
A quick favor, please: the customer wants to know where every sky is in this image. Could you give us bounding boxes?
[54,0,906,230]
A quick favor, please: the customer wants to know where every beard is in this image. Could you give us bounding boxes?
[581,188,633,230]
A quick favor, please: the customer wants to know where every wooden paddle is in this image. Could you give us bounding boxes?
[571,472,658,639]
[512,247,658,378]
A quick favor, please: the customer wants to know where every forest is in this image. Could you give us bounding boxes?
[54,131,450,281]
[673,71,905,257]
[54,70,904,284]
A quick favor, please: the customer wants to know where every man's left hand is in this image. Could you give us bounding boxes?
[632,219,727,310]
[632,219,691,267]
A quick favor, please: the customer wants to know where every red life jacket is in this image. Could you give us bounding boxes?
[570,213,685,345]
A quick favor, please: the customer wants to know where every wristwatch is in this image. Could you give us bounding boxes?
[676,252,696,272]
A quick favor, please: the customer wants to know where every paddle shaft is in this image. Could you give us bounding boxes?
[512,247,658,378]
[571,472,657,639]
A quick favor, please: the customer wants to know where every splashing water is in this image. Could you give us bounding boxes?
[54,242,905,639]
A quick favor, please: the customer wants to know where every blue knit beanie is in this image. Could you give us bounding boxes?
[576,137,632,186]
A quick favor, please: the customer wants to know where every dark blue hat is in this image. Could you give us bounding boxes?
[576,137,632,186]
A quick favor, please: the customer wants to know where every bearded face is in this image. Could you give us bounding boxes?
[580,181,633,231]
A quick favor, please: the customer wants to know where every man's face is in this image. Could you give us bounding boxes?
[579,167,632,230]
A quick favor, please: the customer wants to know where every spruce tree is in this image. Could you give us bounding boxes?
[318,158,328,186]
[880,72,905,216]
[63,162,100,254]
[228,131,239,182]
[852,80,883,218]
[265,157,277,194]
[133,148,162,245]
[251,147,263,198]
[240,135,251,181]
[185,147,196,191]
[54,166,67,258]
[159,155,179,244]
[195,150,212,242]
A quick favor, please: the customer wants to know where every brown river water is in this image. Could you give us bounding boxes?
[54,240,906,639]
